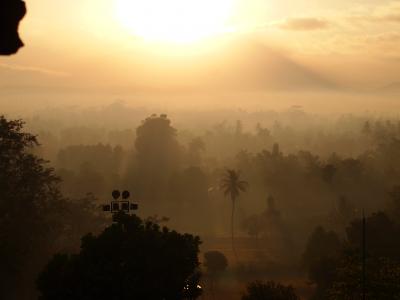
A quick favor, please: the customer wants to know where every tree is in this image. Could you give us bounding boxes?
[329,251,400,300]
[0,116,105,300]
[167,166,209,232]
[242,196,282,244]
[346,212,400,260]
[322,164,336,184]
[135,114,181,171]
[0,116,64,299]
[187,137,205,166]
[242,281,299,300]
[242,214,263,242]
[304,213,400,300]
[131,114,182,206]
[204,251,228,275]
[220,169,248,259]
[327,212,400,299]
[37,213,202,300]
[330,195,356,233]
[302,227,342,300]
[204,251,228,296]
[362,121,372,136]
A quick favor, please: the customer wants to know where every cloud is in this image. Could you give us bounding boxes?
[278,18,330,31]
[0,62,69,77]
[348,2,400,24]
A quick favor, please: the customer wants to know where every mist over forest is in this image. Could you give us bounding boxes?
[3,99,400,299]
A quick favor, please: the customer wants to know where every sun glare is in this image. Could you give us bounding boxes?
[115,0,236,44]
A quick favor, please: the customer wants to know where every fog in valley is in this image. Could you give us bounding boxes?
[3,0,400,299]
[3,98,400,299]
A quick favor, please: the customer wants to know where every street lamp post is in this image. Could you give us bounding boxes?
[102,190,138,220]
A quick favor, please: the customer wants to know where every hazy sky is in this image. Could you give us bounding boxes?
[1,0,400,107]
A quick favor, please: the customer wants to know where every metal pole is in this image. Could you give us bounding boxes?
[362,211,366,300]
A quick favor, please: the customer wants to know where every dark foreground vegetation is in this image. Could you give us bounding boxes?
[3,105,400,299]
[37,212,201,300]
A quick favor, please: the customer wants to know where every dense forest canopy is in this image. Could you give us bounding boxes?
[14,104,400,237]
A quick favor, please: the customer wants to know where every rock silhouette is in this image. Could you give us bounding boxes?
[0,0,26,55]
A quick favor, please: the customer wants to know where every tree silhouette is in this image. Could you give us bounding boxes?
[346,212,400,261]
[328,251,400,300]
[37,212,202,300]
[302,226,342,300]
[167,166,209,232]
[220,169,248,260]
[131,114,182,207]
[242,214,262,242]
[328,212,400,299]
[187,137,205,166]
[135,114,181,171]
[0,116,105,299]
[204,251,228,275]
[0,116,62,299]
[204,251,228,297]
[303,213,400,300]
[242,281,299,300]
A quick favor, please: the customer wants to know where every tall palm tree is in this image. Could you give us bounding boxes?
[220,169,248,260]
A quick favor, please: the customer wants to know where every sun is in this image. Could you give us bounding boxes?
[115,0,236,44]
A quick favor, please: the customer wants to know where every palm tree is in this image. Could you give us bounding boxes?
[220,169,248,260]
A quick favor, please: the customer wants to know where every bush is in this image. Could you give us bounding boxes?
[204,251,228,275]
[37,213,202,300]
[242,281,299,300]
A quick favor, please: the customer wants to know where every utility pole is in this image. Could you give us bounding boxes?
[362,211,366,300]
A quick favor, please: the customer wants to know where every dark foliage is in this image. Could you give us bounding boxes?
[346,212,400,260]
[329,251,400,300]
[0,116,105,300]
[0,116,62,299]
[128,114,182,210]
[302,227,342,299]
[242,281,299,300]
[328,212,400,299]
[204,251,228,275]
[37,213,202,300]
[305,212,400,299]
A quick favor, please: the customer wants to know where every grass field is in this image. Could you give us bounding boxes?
[199,236,314,300]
